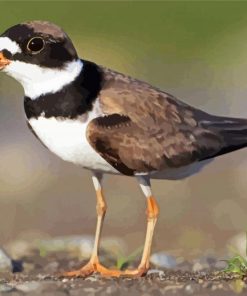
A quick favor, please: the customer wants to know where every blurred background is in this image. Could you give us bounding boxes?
[1,1,247,259]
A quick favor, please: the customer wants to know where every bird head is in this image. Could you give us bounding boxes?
[0,21,83,99]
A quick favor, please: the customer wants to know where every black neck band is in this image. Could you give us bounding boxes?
[24,60,103,119]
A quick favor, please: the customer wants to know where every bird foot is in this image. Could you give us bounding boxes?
[60,262,149,278]
[123,265,149,278]
[60,261,124,278]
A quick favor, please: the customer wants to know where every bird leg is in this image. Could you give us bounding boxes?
[124,196,159,277]
[124,176,159,277]
[62,173,123,278]
[62,175,158,278]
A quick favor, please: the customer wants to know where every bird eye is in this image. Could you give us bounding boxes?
[27,37,45,54]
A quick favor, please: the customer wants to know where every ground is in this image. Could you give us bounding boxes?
[0,236,246,295]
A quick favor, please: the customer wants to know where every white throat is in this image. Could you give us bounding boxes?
[3,59,83,100]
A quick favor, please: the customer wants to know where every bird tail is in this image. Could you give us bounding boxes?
[200,115,247,160]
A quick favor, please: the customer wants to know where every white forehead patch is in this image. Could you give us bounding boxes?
[0,37,21,55]
[3,59,83,99]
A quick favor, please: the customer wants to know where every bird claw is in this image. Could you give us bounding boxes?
[60,261,124,278]
[122,266,148,278]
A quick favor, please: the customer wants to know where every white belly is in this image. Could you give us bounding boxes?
[28,116,119,174]
[28,116,213,179]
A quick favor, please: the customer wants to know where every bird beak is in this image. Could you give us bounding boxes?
[0,52,10,70]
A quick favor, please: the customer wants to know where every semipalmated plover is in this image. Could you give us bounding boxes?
[0,20,247,277]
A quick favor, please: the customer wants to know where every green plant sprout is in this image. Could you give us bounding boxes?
[116,246,143,270]
[224,232,247,276]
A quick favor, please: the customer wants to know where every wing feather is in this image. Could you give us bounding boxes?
[86,67,226,175]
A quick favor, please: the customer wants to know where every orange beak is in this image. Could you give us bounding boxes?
[0,52,10,70]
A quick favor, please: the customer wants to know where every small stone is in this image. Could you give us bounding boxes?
[215,260,227,270]
[62,278,68,283]
[0,284,14,292]
[192,256,213,272]
[147,269,165,278]
[211,284,218,291]
[37,235,94,258]
[0,248,12,272]
[6,240,31,258]
[164,285,184,292]
[231,279,246,294]
[228,232,247,257]
[185,283,200,294]
[150,252,177,268]
[85,276,98,282]
[185,284,194,294]
[16,281,41,292]
[192,262,204,272]
[37,274,49,280]
[176,256,185,264]
[83,287,100,293]
[177,260,192,271]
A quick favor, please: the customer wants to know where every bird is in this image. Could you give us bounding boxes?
[0,20,247,278]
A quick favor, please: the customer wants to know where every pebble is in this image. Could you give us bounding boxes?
[176,260,192,271]
[6,240,31,258]
[163,284,184,292]
[147,269,165,278]
[83,287,101,293]
[0,284,14,292]
[85,275,99,282]
[62,278,68,283]
[0,248,12,272]
[185,283,200,294]
[192,262,204,272]
[214,260,227,270]
[185,284,194,294]
[227,232,246,257]
[37,235,94,258]
[150,252,177,268]
[15,281,41,292]
[192,255,217,272]
[36,235,126,260]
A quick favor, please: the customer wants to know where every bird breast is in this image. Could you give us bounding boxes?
[28,115,119,174]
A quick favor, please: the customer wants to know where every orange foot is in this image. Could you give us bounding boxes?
[61,261,124,278]
[123,265,149,278]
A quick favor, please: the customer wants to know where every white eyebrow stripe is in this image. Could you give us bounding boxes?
[0,37,21,55]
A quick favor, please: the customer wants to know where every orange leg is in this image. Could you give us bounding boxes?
[124,195,159,277]
[62,175,158,278]
[62,173,124,278]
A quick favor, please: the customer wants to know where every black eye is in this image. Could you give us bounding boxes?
[27,37,45,53]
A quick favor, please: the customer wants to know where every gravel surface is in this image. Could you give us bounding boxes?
[0,237,246,295]
[0,268,245,296]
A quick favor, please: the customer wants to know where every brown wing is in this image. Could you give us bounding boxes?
[86,67,225,176]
